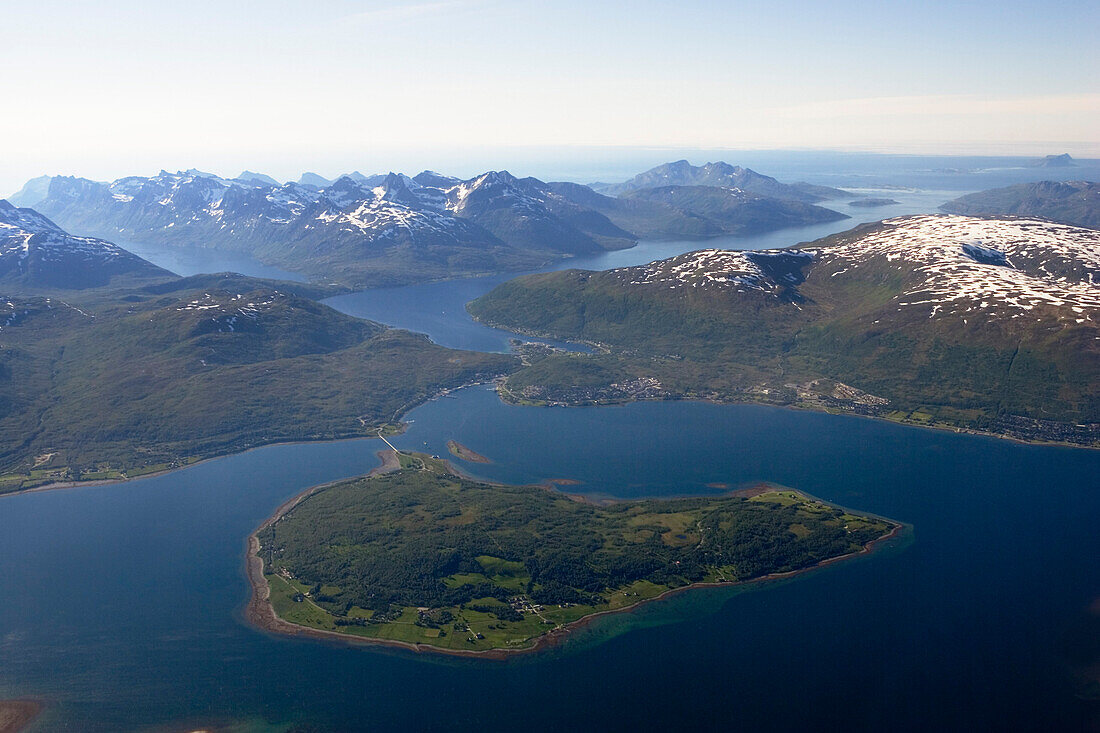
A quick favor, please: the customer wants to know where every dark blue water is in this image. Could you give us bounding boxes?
[4,154,1099,730]
[2,386,1098,731]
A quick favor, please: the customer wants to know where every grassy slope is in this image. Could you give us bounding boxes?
[468,240,1100,443]
[0,284,515,493]
[259,458,894,652]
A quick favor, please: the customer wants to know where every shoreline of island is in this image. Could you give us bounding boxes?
[244,456,907,660]
[446,440,492,464]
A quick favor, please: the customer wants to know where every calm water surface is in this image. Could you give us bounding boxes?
[3,162,1098,731]
[1,388,1098,731]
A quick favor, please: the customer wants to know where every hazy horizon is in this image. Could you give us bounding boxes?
[5,144,1100,200]
[4,0,1097,196]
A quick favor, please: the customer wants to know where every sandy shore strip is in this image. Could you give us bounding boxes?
[0,701,44,733]
[245,465,907,660]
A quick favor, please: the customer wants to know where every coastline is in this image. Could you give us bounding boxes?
[244,460,907,660]
[494,377,1100,452]
[0,374,500,501]
[474,314,1100,452]
[6,356,1094,504]
[0,430,406,501]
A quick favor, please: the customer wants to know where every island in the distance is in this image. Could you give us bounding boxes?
[848,197,899,208]
[248,452,899,656]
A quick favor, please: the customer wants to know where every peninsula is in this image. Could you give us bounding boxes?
[248,453,899,656]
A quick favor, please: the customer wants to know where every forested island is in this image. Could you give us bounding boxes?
[249,453,899,656]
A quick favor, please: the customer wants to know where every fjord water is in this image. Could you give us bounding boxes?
[110,238,309,282]
[1,387,1098,731]
[4,159,1099,730]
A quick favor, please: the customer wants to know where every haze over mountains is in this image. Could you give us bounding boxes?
[591,160,852,202]
[30,168,633,287]
[1033,153,1076,168]
[13,162,852,288]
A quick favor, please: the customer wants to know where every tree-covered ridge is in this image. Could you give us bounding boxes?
[0,282,515,493]
[468,215,1100,445]
[258,461,894,653]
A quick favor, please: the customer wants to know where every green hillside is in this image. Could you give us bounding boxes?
[0,282,514,493]
[469,215,1100,445]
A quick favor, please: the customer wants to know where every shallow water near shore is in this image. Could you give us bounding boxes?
[1,386,1098,731]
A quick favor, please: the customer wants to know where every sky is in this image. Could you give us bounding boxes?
[3,0,1098,192]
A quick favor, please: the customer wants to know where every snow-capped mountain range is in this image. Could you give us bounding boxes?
[19,162,859,288]
[32,168,637,287]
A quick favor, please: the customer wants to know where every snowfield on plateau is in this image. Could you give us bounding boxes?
[619,215,1100,324]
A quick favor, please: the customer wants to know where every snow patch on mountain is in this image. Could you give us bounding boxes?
[613,215,1100,322]
[811,215,1100,320]
[1,200,129,262]
[176,291,288,333]
[623,248,812,292]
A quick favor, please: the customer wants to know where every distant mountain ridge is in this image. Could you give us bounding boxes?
[21,160,850,288]
[33,168,638,288]
[235,171,281,187]
[941,181,1099,229]
[7,175,54,208]
[0,199,172,289]
[1033,153,1076,168]
[592,160,852,202]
